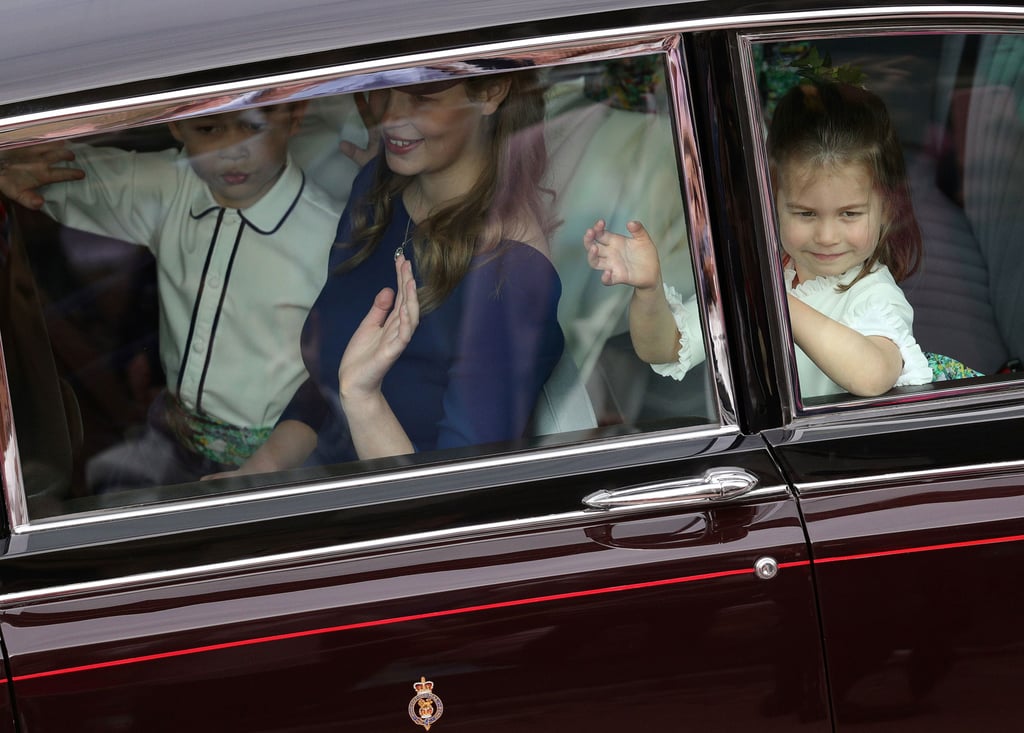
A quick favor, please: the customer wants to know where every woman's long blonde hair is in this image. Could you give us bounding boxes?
[337,69,554,313]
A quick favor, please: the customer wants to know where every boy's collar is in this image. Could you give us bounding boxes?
[189,156,305,234]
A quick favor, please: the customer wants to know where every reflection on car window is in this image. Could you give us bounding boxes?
[0,53,714,520]
[754,32,1024,404]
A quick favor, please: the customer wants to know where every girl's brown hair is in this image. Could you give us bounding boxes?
[768,80,923,287]
[338,69,553,313]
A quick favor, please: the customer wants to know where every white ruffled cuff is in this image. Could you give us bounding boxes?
[650,282,705,381]
[846,303,933,386]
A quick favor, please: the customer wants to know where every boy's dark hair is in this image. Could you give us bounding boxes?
[768,81,923,286]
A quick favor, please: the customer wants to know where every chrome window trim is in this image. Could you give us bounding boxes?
[734,19,1024,425]
[0,480,790,606]
[15,424,744,534]
[778,380,1024,435]
[793,459,1024,496]
[773,397,1024,436]
[0,345,28,526]
[3,37,681,147]
[665,42,736,426]
[769,400,1024,494]
[0,32,741,532]
[793,379,1024,425]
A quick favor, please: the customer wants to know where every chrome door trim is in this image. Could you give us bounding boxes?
[0,481,790,607]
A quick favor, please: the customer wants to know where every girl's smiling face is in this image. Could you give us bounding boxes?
[379,80,507,203]
[776,158,887,283]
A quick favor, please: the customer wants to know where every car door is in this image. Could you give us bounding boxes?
[1,437,826,732]
[735,15,1024,733]
[0,7,833,732]
[771,412,1024,732]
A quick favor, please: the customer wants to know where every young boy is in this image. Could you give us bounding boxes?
[0,104,343,489]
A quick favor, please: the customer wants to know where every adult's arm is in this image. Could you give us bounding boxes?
[435,244,565,448]
[231,419,318,475]
[204,418,317,480]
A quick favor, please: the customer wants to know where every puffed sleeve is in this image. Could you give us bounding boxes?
[650,281,707,380]
[843,300,933,386]
[842,268,932,386]
[435,244,565,448]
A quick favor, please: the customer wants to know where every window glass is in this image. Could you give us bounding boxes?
[753,32,1024,405]
[0,53,715,520]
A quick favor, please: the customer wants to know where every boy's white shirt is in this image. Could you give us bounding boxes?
[43,145,343,427]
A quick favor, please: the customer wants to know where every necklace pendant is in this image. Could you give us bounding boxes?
[397,215,413,261]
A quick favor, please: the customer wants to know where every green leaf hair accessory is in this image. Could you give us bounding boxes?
[793,47,867,87]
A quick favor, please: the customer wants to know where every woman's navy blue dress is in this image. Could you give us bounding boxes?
[280,163,565,466]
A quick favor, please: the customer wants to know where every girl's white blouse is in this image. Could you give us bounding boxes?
[654,264,932,398]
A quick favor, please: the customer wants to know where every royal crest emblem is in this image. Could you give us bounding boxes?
[408,676,444,730]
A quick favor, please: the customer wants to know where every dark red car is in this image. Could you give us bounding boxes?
[0,1,1021,730]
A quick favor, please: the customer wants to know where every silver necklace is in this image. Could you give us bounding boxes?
[395,216,412,261]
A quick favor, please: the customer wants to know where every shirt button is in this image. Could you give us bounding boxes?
[207,274,221,289]
[192,338,206,352]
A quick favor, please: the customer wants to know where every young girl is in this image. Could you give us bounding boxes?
[584,80,932,398]
[231,70,565,472]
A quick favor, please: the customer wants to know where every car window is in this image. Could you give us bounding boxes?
[749,30,1024,408]
[0,51,720,522]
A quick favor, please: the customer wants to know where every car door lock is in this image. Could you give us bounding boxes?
[754,556,779,580]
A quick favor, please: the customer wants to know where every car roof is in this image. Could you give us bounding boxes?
[2,0,697,108]
[3,0,1004,111]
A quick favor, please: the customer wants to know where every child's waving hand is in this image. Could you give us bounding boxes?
[583,218,682,365]
[0,142,85,209]
[584,219,662,290]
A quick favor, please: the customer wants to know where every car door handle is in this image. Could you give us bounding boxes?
[583,468,759,510]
